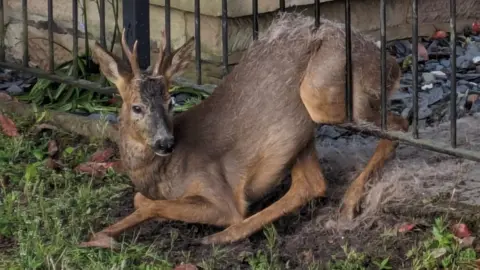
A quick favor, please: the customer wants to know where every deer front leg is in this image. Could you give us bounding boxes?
[79,195,236,249]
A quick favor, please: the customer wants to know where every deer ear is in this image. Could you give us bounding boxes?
[165,37,195,80]
[92,42,130,97]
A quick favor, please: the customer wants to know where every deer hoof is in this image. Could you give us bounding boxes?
[79,232,120,250]
[338,204,357,224]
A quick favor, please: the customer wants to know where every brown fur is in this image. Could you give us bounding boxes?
[79,13,408,248]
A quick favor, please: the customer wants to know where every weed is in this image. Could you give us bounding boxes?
[407,217,478,270]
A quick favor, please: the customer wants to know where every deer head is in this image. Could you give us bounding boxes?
[92,29,194,156]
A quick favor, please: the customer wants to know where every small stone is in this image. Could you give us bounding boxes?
[456,84,470,94]
[6,84,23,95]
[422,72,436,83]
[473,56,480,64]
[440,59,451,68]
[421,83,433,90]
[457,56,474,69]
[418,106,433,119]
[431,70,447,79]
[469,99,480,113]
[426,87,444,105]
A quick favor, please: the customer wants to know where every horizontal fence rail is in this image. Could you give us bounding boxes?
[0,0,478,162]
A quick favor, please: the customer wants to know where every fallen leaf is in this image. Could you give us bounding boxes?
[457,236,476,248]
[45,157,64,170]
[47,140,59,157]
[173,264,198,270]
[475,259,480,269]
[432,30,447,39]
[472,20,480,34]
[74,162,115,177]
[398,223,416,233]
[452,223,472,238]
[430,247,447,258]
[0,114,18,137]
[0,92,12,101]
[417,43,429,61]
[89,148,115,163]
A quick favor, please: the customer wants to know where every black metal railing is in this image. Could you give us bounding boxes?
[0,0,478,162]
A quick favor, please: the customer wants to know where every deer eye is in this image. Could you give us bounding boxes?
[132,105,143,114]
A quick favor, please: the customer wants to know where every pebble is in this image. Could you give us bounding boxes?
[6,84,24,95]
[422,72,436,83]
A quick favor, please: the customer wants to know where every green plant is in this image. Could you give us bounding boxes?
[406,217,478,270]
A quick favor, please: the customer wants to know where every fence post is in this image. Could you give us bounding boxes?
[122,0,150,70]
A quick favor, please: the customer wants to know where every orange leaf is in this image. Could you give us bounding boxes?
[74,162,115,177]
[173,264,198,270]
[452,223,472,238]
[89,148,115,163]
[417,43,429,61]
[0,114,18,137]
[398,223,416,233]
[47,140,59,157]
[0,92,12,101]
[432,30,447,39]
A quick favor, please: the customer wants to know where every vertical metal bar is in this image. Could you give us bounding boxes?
[450,0,457,148]
[0,0,6,62]
[48,0,54,73]
[72,0,79,78]
[345,0,353,122]
[279,0,285,12]
[99,0,106,48]
[411,0,419,138]
[380,0,387,129]
[315,0,320,27]
[165,0,171,56]
[195,0,202,84]
[252,0,258,40]
[222,0,228,76]
[22,0,29,67]
[122,0,150,69]
[83,0,89,66]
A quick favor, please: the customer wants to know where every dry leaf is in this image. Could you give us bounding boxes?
[458,236,476,248]
[47,140,59,157]
[89,148,115,163]
[0,114,18,137]
[417,43,429,61]
[0,92,12,101]
[398,223,416,233]
[452,223,472,238]
[472,20,480,34]
[45,157,64,170]
[173,264,198,270]
[74,162,115,177]
[432,30,447,39]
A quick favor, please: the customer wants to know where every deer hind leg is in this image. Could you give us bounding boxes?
[299,70,409,221]
[200,140,326,245]
[339,112,408,221]
[80,195,237,249]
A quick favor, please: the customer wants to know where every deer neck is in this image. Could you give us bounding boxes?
[117,130,173,199]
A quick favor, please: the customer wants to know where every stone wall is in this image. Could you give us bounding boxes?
[2,0,479,84]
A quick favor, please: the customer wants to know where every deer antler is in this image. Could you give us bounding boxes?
[152,30,167,77]
[121,28,141,78]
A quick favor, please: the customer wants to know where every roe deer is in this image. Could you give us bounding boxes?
[80,13,408,248]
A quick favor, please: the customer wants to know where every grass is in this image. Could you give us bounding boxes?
[0,113,479,269]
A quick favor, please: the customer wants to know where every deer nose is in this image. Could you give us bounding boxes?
[153,137,175,154]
